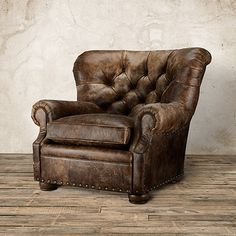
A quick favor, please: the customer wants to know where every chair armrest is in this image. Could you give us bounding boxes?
[129,102,191,194]
[130,102,191,154]
[128,48,211,194]
[31,99,102,129]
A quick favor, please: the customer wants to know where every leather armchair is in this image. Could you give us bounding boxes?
[32,48,211,203]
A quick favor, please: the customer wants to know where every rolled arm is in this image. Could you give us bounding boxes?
[129,102,191,194]
[31,99,102,128]
[129,48,211,194]
[130,102,191,154]
[31,99,102,180]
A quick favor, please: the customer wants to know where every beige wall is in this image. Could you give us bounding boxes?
[0,0,236,154]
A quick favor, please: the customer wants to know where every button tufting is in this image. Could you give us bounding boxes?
[105,80,113,86]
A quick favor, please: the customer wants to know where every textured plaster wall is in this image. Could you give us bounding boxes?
[0,0,236,154]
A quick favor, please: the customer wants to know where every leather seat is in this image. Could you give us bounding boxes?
[46,113,134,147]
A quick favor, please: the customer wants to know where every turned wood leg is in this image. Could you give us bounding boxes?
[39,182,58,191]
[128,193,150,204]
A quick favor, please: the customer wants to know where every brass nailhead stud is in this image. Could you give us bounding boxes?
[112,188,115,191]
[53,181,57,184]
[47,180,50,183]
[66,182,69,185]
[105,187,108,190]
[85,185,88,188]
[92,186,95,188]
[98,187,101,189]
[79,184,82,187]
[119,189,122,192]
[72,183,75,186]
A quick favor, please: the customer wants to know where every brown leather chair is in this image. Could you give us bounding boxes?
[32,48,211,203]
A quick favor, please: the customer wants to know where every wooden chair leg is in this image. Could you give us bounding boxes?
[39,182,58,191]
[128,193,150,204]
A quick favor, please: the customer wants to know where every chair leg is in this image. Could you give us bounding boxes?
[128,193,150,204]
[39,182,58,191]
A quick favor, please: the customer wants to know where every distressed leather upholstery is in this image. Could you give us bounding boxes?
[75,50,172,114]
[46,113,134,146]
[41,144,133,192]
[32,47,211,203]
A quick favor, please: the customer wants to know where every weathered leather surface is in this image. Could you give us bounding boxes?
[32,47,211,196]
[46,113,134,146]
[41,144,132,163]
[32,100,102,126]
[74,50,172,114]
[41,144,132,192]
[31,100,102,180]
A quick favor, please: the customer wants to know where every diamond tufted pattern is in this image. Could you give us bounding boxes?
[73,50,173,115]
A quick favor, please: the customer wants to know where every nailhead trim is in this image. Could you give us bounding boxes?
[37,178,130,193]
[148,173,183,191]
[38,173,181,193]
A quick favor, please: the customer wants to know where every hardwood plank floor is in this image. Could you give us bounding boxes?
[0,154,235,235]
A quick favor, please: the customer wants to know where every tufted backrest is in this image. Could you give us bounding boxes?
[73,49,211,115]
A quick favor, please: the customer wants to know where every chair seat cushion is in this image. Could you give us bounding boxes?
[46,113,134,147]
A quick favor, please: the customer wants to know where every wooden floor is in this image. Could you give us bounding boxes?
[0,154,236,235]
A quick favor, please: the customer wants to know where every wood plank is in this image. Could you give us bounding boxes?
[0,154,235,235]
